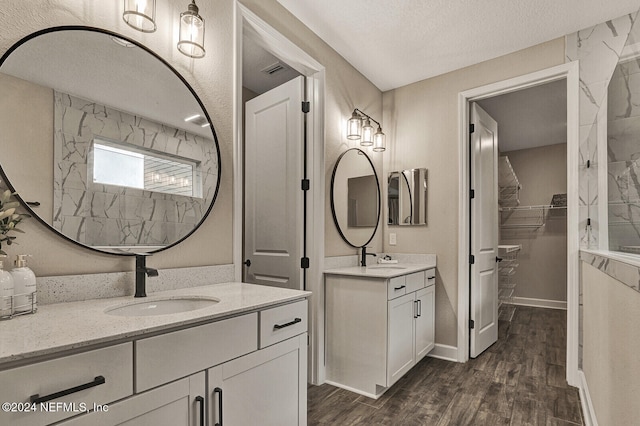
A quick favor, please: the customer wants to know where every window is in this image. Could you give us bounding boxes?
[92,139,199,197]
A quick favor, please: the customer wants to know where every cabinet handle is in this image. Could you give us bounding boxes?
[30,376,105,404]
[394,285,406,291]
[414,300,419,318]
[195,396,204,426]
[214,387,223,426]
[418,299,422,317]
[273,317,302,330]
[428,276,435,280]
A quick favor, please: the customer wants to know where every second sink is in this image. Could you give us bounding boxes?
[105,296,220,317]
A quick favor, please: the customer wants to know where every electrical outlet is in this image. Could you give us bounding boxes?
[389,233,397,245]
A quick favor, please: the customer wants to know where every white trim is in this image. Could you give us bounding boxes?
[578,370,598,426]
[233,2,326,385]
[457,62,581,388]
[427,344,459,362]
[508,297,567,310]
[323,380,388,400]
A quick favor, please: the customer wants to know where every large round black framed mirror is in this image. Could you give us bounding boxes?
[0,26,221,255]
[330,148,381,248]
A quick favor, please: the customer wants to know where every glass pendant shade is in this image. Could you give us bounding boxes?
[361,118,374,146]
[123,0,157,33]
[347,111,362,140]
[373,127,386,152]
[178,1,206,58]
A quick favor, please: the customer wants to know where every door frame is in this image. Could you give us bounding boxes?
[457,62,580,387]
[233,2,325,384]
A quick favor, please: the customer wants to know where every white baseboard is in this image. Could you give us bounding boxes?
[578,370,598,426]
[509,297,567,310]
[427,344,458,362]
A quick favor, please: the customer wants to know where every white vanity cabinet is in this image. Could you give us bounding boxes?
[58,372,206,426]
[1,296,309,426]
[326,267,435,398]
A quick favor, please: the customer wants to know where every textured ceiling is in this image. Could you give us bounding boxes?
[277,0,640,91]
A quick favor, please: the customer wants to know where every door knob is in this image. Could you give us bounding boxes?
[496,257,503,262]
[244,259,251,267]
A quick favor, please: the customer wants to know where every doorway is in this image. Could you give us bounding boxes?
[233,2,326,384]
[458,62,580,386]
[469,79,569,359]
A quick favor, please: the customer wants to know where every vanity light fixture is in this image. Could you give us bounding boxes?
[346,109,386,152]
[177,0,206,58]
[123,0,157,33]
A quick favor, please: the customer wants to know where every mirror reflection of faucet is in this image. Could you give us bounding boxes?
[135,254,159,298]
[360,246,377,267]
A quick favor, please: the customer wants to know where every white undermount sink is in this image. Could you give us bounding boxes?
[367,265,407,270]
[105,296,220,317]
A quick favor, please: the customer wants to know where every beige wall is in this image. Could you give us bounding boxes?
[501,144,567,302]
[0,0,381,276]
[382,39,565,345]
[582,262,640,425]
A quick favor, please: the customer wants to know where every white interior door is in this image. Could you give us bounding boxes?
[470,103,499,358]
[244,76,305,290]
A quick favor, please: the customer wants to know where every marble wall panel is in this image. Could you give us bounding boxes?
[52,91,217,248]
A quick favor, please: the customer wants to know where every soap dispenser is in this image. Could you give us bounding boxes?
[0,257,14,317]
[11,254,36,313]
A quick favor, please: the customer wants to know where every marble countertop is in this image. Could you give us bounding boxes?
[324,262,436,279]
[0,282,310,367]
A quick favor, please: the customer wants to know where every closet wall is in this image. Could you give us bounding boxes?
[500,143,567,304]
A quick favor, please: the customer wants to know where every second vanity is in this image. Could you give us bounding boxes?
[0,282,310,426]
[324,262,436,399]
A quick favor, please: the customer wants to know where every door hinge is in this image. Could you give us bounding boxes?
[469,255,475,264]
[301,257,310,269]
[469,123,475,133]
[301,179,310,191]
[470,320,475,329]
[470,189,475,199]
[302,101,310,113]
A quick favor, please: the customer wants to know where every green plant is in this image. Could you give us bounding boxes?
[0,189,29,256]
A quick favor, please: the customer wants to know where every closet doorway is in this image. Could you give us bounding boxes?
[458,63,580,386]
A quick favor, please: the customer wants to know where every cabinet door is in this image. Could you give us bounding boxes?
[387,292,416,386]
[58,372,205,426]
[415,286,435,362]
[208,334,307,426]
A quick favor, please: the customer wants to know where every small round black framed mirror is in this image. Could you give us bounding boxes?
[0,26,221,255]
[330,148,381,247]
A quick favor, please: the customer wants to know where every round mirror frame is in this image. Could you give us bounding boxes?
[0,26,222,256]
[330,148,381,248]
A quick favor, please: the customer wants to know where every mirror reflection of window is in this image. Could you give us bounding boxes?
[92,139,199,198]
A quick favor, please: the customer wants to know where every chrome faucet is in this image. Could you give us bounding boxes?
[360,246,377,267]
[135,254,158,298]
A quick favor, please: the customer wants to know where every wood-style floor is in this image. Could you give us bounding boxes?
[308,306,583,425]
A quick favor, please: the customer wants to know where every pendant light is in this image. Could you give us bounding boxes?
[178,0,206,58]
[347,110,362,140]
[123,0,157,33]
[361,118,374,146]
[345,109,386,152]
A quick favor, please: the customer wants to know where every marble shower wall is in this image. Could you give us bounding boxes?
[566,10,639,369]
[53,92,218,248]
[566,13,637,249]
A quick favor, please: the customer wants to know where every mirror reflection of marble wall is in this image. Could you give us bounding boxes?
[53,92,217,248]
[606,19,640,253]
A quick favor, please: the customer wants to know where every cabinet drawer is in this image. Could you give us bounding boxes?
[0,343,133,426]
[405,271,426,293]
[425,268,436,287]
[388,276,407,299]
[135,313,258,392]
[260,299,308,348]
